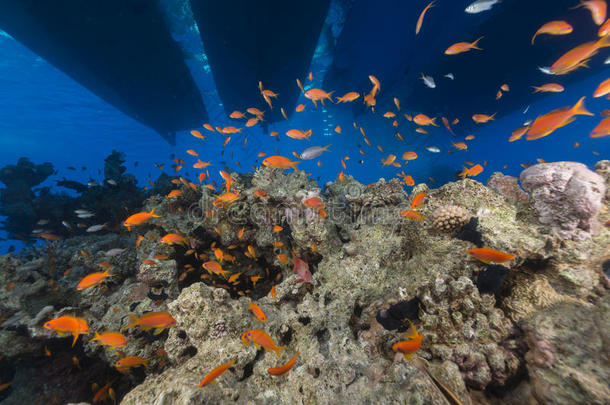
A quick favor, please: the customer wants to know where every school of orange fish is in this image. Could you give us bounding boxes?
[33,0,610,398]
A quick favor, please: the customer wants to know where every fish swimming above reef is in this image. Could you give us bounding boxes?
[299,145,331,160]
[44,315,89,347]
[123,209,160,231]
[465,0,501,14]
[420,73,436,88]
[121,311,176,335]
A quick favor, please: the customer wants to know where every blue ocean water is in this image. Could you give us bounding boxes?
[0,0,608,254]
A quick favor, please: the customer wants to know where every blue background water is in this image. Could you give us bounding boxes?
[0,0,608,253]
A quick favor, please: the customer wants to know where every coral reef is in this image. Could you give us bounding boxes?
[520,161,606,240]
[430,204,470,234]
[0,152,146,243]
[0,161,608,404]
[487,172,530,205]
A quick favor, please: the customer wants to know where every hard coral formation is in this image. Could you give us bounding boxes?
[431,204,470,234]
[0,161,608,404]
[487,172,530,205]
[520,161,606,240]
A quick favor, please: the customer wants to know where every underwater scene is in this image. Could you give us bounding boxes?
[0,0,609,403]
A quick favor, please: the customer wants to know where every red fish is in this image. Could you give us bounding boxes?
[459,164,483,178]
[531,21,573,44]
[200,358,235,387]
[467,247,515,264]
[392,320,423,361]
[410,192,426,209]
[416,1,436,35]
[292,255,313,284]
[526,97,593,140]
[44,315,89,346]
[248,303,267,322]
[445,37,483,55]
[268,352,299,376]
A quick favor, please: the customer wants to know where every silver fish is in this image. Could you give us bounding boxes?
[299,145,331,160]
[465,0,500,14]
[106,179,117,186]
[425,146,441,153]
[74,209,92,215]
[87,181,100,187]
[86,224,105,232]
[77,213,95,219]
[421,73,436,88]
[444,73,454,80]
[523,119,532,126]
[37,219,49,225]
[105,248,125,257]
[605,56,610,64]
[523,105,530,114]
[537,66,555,75]
[62,221,72,229]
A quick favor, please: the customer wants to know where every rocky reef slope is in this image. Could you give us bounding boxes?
[0,161,608,405]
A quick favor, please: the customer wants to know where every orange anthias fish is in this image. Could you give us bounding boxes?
[123,209,160,231]
[167,189,183,199]
[453,142,467,151]
[459,164,484,178]
[44,315,89,347]
[531,21,573,44]
[509,125,530,142]
[381,154,398,166]
[304,88,334,107]
[550,35,610,75]
[441,117,456,136]
[190,130,205,140]
[77,268,113,291]
[467,247,515,264]
[213,192,240,207]
[193,159,212,169]
[590,116,610,138]
[400,209,425,221]
[248,303,267,322]
[116,356,148,372]
[526,97,593,140]
[599,18,610,36]
[286,129,312,140]
[202,261,230,278]
[532,83,565,93]
[263,156,300,170]
[416,0,436,35]
[593,77,610,98]
[573,0,607,25]
[268,352,299,376]
[413,114,437,126]
[472,113,496,123]
[160,233,188,246]
[121,311,177,335]
[410,191,426,209]
[445,37,483,55]
[392,320,423,361]
[402,151,418,160]
[90,331,127,348]
[200,358,236,387]
[220,170,234,191]
[37,232,62,241]
[241,329,285,358]
[336,91,360,103]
